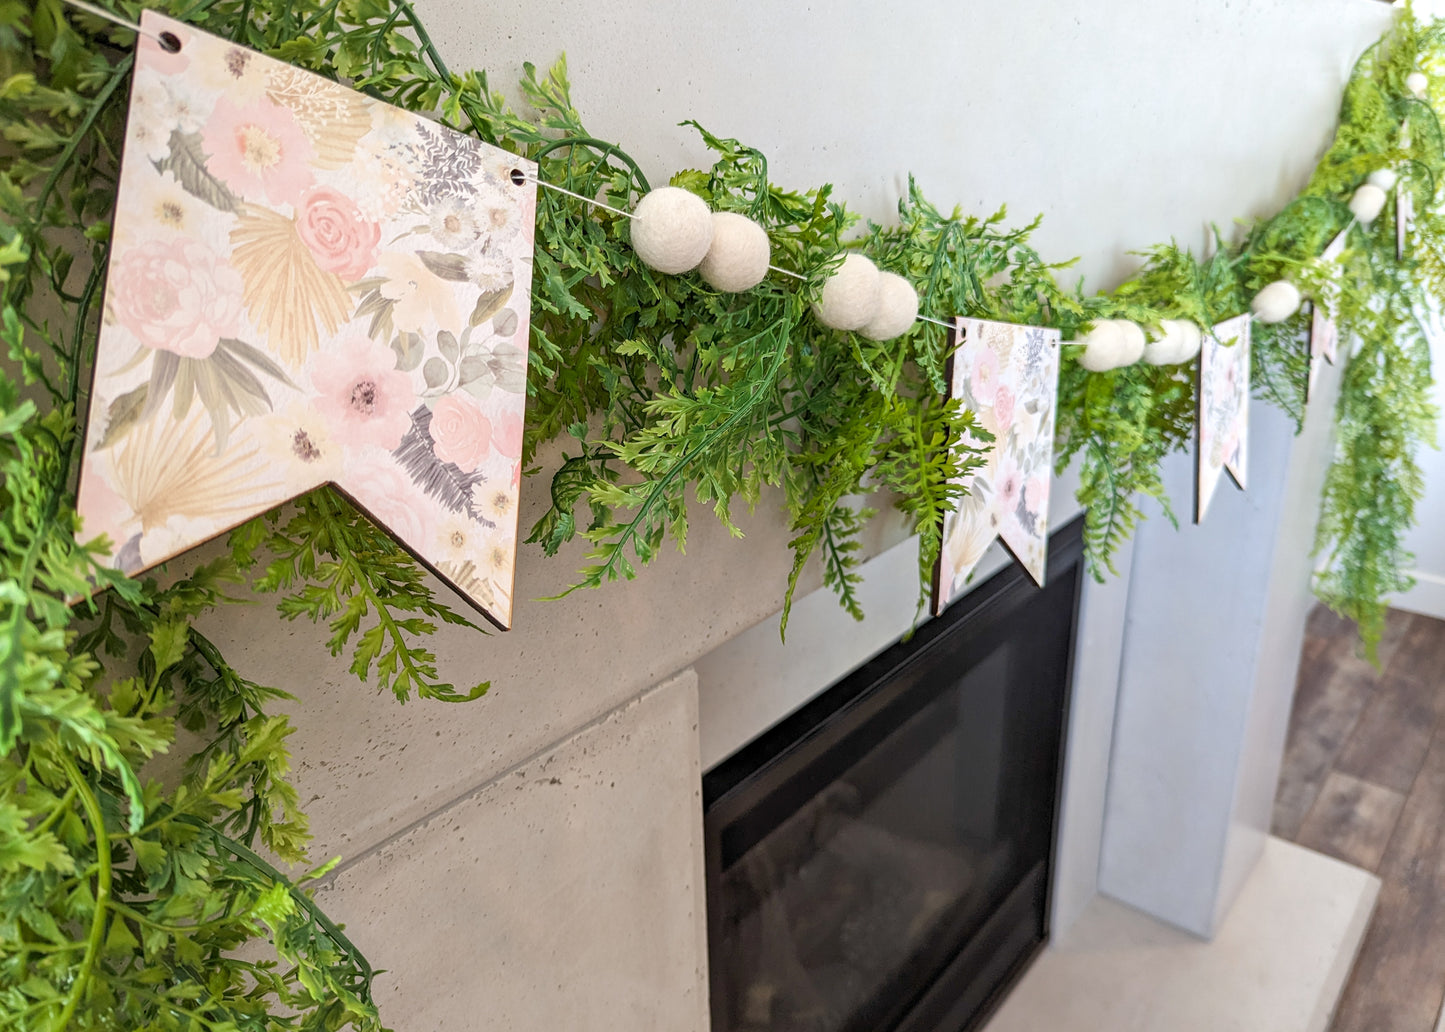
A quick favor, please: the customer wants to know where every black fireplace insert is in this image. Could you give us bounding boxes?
[702,517,1084,1032]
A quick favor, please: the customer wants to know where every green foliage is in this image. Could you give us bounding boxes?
[0,0,504,1027]
[1251,11,1444,657]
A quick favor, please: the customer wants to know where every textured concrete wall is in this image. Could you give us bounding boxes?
[318,671,708,1030]
[181,1,1398,1027]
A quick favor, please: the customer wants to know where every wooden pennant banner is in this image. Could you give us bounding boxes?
[76,12,538,629]
[1196,314,1251,523]
[1308,229,1348,401]
[934,317,1061,615]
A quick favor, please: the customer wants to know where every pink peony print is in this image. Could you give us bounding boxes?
[296,186,381,280]
[344,449,437,547]
[971,345,999,401]
[429,394,493,472]
[377,252,462,334]
[311,335,415,451]
[1023,475,1048,516]
[108,237,243,359]
[138,22,192,75]
[995,456,1024,517]
[202,96,314,206]
[993,385,1016,432]
[489,408,524,459]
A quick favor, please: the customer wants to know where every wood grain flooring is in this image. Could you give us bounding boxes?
[1274,604,1445,1032]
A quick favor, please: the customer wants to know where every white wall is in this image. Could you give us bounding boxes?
[1394,315,1445,619]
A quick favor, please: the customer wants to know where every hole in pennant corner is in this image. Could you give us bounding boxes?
[509,168,526,187]
[158,31,182,53]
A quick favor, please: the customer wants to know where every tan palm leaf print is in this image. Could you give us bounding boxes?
[109,409,280,535]
[231,203,350,367]
[266,66,372,170]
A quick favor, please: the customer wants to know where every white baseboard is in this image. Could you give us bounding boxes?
[1391,570,1445,622]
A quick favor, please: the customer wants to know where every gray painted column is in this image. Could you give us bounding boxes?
[1099,357,1346,938]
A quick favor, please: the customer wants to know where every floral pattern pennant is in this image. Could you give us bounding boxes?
[934,318,1061,615]
[76,12,537,628]
[1196,314,1251,523]
[1308,229,1348,400]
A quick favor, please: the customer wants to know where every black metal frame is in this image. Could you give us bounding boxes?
[702,515,1085,1032]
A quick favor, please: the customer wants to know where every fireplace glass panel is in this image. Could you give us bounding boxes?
[704,519,1082,1032]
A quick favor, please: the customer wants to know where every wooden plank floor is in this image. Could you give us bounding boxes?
[1274,604,1445,1032]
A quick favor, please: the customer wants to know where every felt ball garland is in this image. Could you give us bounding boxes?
[813,253,882,331]
[698,211,771,292]
[630,186,714,274]
[1143,319,1203,366]
[1367,168,1398,192]
[1078,319,1145,372]
[623,184,921,340]
[860,271,921,341]
[1349,183,1388,225]
[1250,280,1303,323]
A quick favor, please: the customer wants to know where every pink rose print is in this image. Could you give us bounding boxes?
[202,97,313,206]
[296,186,381,280]
[993,385,1016,432]
[429,394,493,472]
[109,237,243,359]
[312,335,416,451]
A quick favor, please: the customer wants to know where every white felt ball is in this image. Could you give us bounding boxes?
[698,212,771,292]
[859,272,919,341]
[1173,320,1203,363]
[1349,183,1388,225]
[1408,71,1430,98]
[1077,320,1129,372]
[1367,168,1398,192]
[1144,319,1200,365]
[1115,320,1146,365]
[629,187,714,274]
[813,253,881,331]
[1250,280,1303,324]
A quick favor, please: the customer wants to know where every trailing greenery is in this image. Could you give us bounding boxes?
[1,0,1442,1028]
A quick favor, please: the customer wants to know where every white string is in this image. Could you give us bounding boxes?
[60,0,177,48]
[517,173,635,221]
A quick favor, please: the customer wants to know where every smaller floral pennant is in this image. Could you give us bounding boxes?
[1196,314,1251,523]
[1308,229,1349,400]
[1398,182,1414,262]
[934,318,1061,615]
[76,12,538,629]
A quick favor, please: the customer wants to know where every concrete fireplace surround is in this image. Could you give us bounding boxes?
[184,2,1396,1028]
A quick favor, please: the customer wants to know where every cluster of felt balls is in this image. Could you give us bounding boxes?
[626,149,1407,371]
[627,186,921,341]
[1075,164,1401,372]
[1250,167,1398,322]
